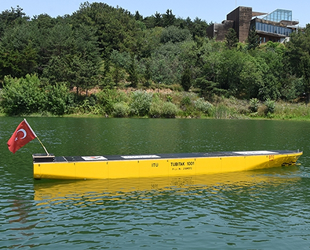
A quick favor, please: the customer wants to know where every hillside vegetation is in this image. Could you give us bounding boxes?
[0,2,310,119]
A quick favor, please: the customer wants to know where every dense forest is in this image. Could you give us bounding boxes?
[0,2,310,118]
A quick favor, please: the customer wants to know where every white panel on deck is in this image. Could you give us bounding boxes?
[234,151,277,155]
[82,156,108,161]
[121,155,160,159]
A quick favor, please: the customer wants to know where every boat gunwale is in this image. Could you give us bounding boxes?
[33,150,302,164]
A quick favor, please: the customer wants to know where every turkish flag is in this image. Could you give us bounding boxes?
[7,119,37,154]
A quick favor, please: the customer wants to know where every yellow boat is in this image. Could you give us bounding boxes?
[33,150,302,180]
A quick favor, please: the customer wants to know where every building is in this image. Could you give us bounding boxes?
[206,6,299,43]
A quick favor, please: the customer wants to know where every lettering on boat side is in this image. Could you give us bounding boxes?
[171,162,185,166]
[151,163,159,167]
[269,155,274,161]
[183,167,193,170]
[171,161,195,171]
[171,161,195,166]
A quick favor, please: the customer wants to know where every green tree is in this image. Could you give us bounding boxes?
[150,42,183,85]
[160,26,191,44]
[135,11,143,21]
[181,66,192,91]
[225,28,238,49]
[217,49,244,96]
[0,6,29,38]
[72,2,141,58]
[197,39,224,85]
[195,78,225,98]
[191,18,209,39]
[136,27,163,58]
[286,24,310,99]
[41,23,101,94]
[162,9,175,27]
[127,55,138,88]
[154,12,163,27]
[0,22,38,80]
[247,27,260,50]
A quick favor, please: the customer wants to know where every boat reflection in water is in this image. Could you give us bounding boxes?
[34,166,301,205]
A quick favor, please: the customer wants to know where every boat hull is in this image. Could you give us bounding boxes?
[33,150,302,180]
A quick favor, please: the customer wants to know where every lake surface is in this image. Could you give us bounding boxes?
[1,117,310,249]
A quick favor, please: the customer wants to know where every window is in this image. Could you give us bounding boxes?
[263,9,292,22]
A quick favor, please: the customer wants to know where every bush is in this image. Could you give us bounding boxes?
[181,96,192,106]
[149,100,164,118]
[265,98,275,114]
[194,98,213,115]
[96,89,128,115]
[162,102,179,118]
[1,74,46,115]
[112,102,130,117]
[249,98,259,112]
[213,104,231,119]
[130,90,153,116]
[45,83,74,115]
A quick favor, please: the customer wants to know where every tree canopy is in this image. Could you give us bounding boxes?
[0,2,309,106]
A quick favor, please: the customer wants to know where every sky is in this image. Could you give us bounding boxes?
[1,0,308,27]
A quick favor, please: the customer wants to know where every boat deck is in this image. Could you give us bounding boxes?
[33,150,300,163]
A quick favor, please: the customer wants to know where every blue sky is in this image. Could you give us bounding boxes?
[2,0,308,27]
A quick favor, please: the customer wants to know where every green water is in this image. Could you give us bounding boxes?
[1,117,310,249]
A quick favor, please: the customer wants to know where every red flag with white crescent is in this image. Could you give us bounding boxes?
[7,119,37,154]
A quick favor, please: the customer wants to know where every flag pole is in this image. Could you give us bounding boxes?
[24,119,50,156]
[36,136,50,155]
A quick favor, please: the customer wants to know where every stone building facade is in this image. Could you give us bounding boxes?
[207,6,298,43]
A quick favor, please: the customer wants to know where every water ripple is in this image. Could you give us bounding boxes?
[1,118,310,249]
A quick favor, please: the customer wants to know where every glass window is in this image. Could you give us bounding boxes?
[263,9,292,22]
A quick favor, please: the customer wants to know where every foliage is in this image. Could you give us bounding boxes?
[239,56,264,99]
[225,28,238,49]
[0,22,38,79]
[195,78,226,98]
[149,42,184,85]
[160,26,191,43]
[1,74,46,115]
[180,96,192,106]
[0,2,309,117]
[72,2,142,58]
[181,66,192,91]
[0,6,29,38]
[161,102,179,118]
[246,27,260,50]
[129,90,153,116]
[194,98,213,115]
[96,89,128,115]
[42,23,102,94]
[149,99,164,118]
[286,24,310,96]
[127,55,139,88]
[45,83,74,115]
[112,102,130,117]
[281,76,304,101]
[264,98,276,114]
[249,98,259,112]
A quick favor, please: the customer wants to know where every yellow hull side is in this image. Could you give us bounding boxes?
[33,152,302,180]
